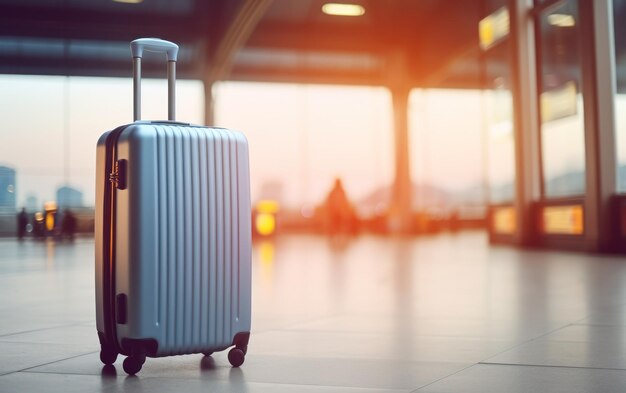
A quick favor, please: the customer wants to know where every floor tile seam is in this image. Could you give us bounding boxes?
[475,322,576,364]
[0,339,99,348]
[478,361,626,372]
[407,362,479,392]
[245,353,472,367]
[20,369,412,391]
[275,328,521,341]
[13,350,99,374]
[571,322,626,327]
[241,353,488,364]
[507,337,626,345]
[22,351,470,369]
[570,314,599,325]
[0,321,92,339]
[569,304,626,325]
[20,369,107,377]
[157,377,413,392]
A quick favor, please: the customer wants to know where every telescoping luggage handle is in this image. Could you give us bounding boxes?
[130,38,179,122]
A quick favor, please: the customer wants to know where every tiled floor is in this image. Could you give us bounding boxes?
[1,232,626,392]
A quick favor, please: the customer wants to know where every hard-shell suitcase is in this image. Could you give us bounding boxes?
[95,38,252,375]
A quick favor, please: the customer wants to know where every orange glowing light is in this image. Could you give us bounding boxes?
[479,7,509,50]
[45,213,55,231]
[255,213,276,236]
[493,206,516,235]
[322,3,365,16]
[548,13,575,27]
[542,205,584,235]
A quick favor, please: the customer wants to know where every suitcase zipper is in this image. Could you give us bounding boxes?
[101,126,129,354]
[109,159,128,190]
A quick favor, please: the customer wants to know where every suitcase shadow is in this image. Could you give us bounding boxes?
[200,355,246,383]
[100,364,117,378]
[228,366,244,382]
[97,356,245,382]
[200,355,216,370]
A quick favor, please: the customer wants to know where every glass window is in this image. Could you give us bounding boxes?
[482,20,515,204]
[613,0,626,193]
[409,88,486,215]
[536,0,586,198]
[485,83,515,204]
[215,82,394,214]
[0,75,204,212]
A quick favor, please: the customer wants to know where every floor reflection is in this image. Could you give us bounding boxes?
[3,232,626,392]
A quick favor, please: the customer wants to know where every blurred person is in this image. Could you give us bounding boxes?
[33,213,45,240]
[16,207,28,240]
[61,210,77,241]
[323,178,358,236]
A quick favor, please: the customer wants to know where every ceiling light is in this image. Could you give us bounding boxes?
[322,3,365,17]
[112,0,143,4]
[547,13,575,27]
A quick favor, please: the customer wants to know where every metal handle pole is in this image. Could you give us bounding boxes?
[167,60,175,121]
[133,57,141,121]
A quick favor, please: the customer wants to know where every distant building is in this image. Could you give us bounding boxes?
[56,186,84,209]
[0,166,16,214]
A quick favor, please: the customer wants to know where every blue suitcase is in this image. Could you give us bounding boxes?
[95,38,252,375]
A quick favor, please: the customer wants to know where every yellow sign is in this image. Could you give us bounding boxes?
[542,205,584,235]
[479,7,510,50]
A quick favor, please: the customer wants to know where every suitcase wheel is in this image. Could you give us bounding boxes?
[228,348,245,367]
[99,348,118,365]
[123,353,146,375]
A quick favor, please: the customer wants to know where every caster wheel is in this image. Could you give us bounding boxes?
[123,356,143,375]
[202,351,214,357]
[228,348,245,367]
[100,348,118,365]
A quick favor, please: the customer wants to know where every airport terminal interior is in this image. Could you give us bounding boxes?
[1,0,626,391]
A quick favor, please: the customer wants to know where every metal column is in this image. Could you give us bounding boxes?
[509,0,541,246]
[582,0,618,251]
[390,86,413,233]
[204,80,215,126]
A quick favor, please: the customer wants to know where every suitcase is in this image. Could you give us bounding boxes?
[95,38,252,375]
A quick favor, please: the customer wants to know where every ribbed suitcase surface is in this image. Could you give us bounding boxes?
[150,125,250,354]
[95,123,252,357]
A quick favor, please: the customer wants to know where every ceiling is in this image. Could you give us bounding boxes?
[0,0,486,89]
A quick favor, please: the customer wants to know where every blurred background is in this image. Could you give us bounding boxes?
[0,0,624,252]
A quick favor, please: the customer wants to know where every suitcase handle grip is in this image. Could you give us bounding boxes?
[130,38,179,61]
[130,38,178,122]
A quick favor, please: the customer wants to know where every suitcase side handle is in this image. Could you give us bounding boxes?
[130,38,179,122]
